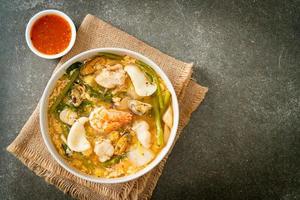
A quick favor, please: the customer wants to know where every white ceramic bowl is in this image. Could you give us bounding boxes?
[40,48,179,183]
[25,10,76,59]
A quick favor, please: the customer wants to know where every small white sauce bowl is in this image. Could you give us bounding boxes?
[25,10,76,59]
[40,48,179,184]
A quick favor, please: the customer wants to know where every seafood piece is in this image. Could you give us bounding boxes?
[95,67,126,89]
[162,105,173,128]
[59,108,78,125]
[132,121,151,148]
[89,107,132,133]
[124,64,157,96]
[70,84,86,107]
[80,56,105,75]
[128,146,154,167]
[128,100,152,115]
[114,134,130,155]
[67,117,91,152]
[94,139,114,162]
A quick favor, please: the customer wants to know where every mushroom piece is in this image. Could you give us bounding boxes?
[132,120,151,148]
[94,139,114,162]
[124,64,157,97]
[127,146,154,167]
[70,84,86,107]
[59,108,78,125]
[67,117,91,152]
[95,68,126,89]
[128,100,152,116]
[162,105,173,128]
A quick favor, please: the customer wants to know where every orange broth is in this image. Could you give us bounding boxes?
[30,14,71,55]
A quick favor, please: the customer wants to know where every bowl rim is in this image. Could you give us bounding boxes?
[25,9,76,59]
[39,48,179,184]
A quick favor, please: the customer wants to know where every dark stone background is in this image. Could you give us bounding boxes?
[0,0,299,199]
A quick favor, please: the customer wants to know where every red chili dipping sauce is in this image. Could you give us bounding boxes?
[30,14,71,55]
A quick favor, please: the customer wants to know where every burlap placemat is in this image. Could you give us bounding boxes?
[7,14,208,200]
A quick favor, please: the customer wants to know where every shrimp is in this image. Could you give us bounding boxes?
[89,107,132,133]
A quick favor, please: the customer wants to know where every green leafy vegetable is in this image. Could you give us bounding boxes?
[62,143,68,151]
[80,100,94,107]
[84,83,113,102]
[66,62,82,75]
[61,123,70,137]
[61,143,72,157]
[102,154,126,167]
[77,100,94,116]
[50,64,81,113]
[154,76,164,110]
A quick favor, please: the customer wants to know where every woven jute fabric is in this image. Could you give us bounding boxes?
[7,14,208,200]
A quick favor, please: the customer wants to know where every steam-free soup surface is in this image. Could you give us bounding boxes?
[48,53,173,178]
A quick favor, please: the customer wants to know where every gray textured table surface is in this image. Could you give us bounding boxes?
[1,0,299,200]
